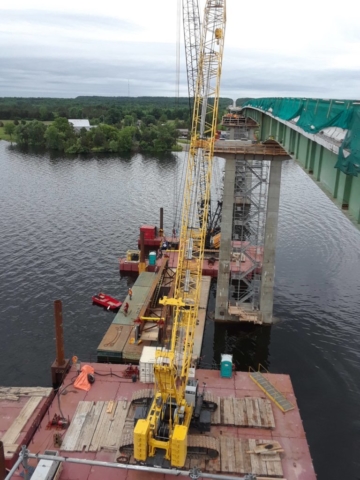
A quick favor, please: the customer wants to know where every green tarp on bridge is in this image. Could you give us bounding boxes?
[242,98,360,176]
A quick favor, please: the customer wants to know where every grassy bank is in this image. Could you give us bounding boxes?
[0,120,53,142]
[0,120,12,141]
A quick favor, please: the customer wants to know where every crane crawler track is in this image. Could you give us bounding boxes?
[131,388,153,405]
[117,435,219,463]
[203,392,218,412]
[187,435,219,459]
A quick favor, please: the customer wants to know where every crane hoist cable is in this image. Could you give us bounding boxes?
[175,0,181,105]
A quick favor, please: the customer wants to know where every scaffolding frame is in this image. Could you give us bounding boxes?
[229,158,270,310]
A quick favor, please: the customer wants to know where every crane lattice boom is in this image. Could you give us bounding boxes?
[182,0,201,106]
[134,0,226,468]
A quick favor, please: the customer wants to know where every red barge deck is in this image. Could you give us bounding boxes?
[120,242,263,278]
[0,387,54,470]
[1,363,316,480]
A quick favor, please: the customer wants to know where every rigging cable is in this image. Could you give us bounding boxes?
[173,0,184,235]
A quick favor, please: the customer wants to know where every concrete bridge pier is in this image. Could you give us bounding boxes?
[215,156,236,321]
[214,150,285,325]
[260,158,282,324]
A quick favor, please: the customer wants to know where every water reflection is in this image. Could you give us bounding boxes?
[1,142,360,478]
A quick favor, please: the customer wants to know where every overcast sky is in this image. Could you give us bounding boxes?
[1,0,359,100]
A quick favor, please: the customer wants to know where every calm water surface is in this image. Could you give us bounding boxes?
[1,141,359,479]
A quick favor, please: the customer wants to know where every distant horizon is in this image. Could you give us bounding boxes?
[0,95,359,102]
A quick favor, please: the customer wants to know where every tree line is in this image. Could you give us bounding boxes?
[2,116,181,154]
[0,96,253,153]
[0,96,234,124]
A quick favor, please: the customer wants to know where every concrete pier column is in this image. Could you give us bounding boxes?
[260,159,282,324]
[215,157,236,320]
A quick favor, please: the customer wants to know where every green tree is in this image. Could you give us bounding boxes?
[92,128,106,148]
[69,106,83,119]
[39,106,48,121]
[28,120,46,147]
[123,115,134,127]
[44,126,64,150]
[99,124,119,142]
[142,115,156,127]
[78,131,92,152]
[4,122,15,143]
[150,107,161,119]
[104,107,122,125]
[15,124,30,145]
[109,140,119,152]
[53,117,73,135]
[153,123,178,151]
[118,126,136,151]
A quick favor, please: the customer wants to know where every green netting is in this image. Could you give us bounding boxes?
[336,110,360,176]
[242,98,360,176]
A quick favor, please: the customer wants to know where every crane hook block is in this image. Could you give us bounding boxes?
[215,28,223,39]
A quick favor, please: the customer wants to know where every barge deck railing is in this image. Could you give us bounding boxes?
[5,446,266,480]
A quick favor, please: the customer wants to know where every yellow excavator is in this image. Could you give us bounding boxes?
[133,0,226,468]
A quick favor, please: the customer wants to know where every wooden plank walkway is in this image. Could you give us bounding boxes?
[130,390,274,429]
[193,276,211,363]
[250,371,294,412]
[0,397,42,445]
[0,387,52,462]
[62,400,129,452]
[119,402,283,477]
[0,387,52,401]
[228,305,262,324]
[214,144,288,156]
[218,436,283,476]
[208,395,275,428]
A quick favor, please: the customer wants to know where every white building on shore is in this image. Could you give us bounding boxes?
[68,119,91,132]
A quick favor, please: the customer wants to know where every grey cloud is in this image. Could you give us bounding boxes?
[0,55,186,97]
[221,46,360,99]
[1,9,140,32]
[223,67,360,99]
[0,32,359,98]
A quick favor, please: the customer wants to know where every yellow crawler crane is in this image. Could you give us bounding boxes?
[134,0,226,468]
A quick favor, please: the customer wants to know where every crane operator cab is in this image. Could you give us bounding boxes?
[185,378,216,432]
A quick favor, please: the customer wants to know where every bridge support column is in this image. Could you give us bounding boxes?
[260,158,282,324]
[215,157,236,320]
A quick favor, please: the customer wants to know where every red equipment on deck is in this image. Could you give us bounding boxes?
[122,364,139,379]
[140,225,156,240]
[92,293,122,311]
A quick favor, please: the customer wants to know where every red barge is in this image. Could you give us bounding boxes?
[1,362,317,480]
[120,241,263,278]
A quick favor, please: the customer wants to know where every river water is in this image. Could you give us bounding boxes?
[0,141,359,478]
